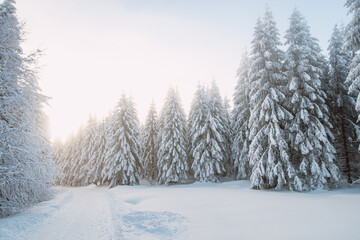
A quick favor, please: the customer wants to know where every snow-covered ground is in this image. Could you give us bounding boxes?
[1,181,360,240]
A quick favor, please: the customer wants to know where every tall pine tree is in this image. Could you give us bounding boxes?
[189,84,227,182]
[67,127,85,186]
[87,118,109,184]
[232,52,251,180]
[157,88,189,184]
[248,8,294,190]
[345,2,360,181]
[57,133,75,185]
[344,0,360,56]
[80,114,99,185]
[142,101,159,182]
[102,94,142,187]
[328,24,360,182]
[284,9,340,191]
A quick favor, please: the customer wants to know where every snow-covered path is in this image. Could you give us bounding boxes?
[0,185,120,240]
[0,184,187,240]
[1,181,360,240]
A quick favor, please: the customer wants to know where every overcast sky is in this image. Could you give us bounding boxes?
[15,0,350,141]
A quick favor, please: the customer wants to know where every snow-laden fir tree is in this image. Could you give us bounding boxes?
[56,134,74,185]
[247,8,295,190]
[157,88,189,184]
[223,96,231,116]
[52,138,64,184]
[222,95,233,174]
[87,118,109,184]
[52,139,63,165]
[328,24,360,182]
[283,9,340,191]
[189,84,227,182]
[232,52,251,180]
[69,127,87,186]
[79,115,99,185]
[345,1,360,162]
[0,0,54,217]
[344,0,360,56]
[102,94,142,187]
[188,84,207,172]
[142,101,159,182]
[208,82,230,176]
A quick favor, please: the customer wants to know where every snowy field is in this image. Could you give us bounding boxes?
[1,181,360,240]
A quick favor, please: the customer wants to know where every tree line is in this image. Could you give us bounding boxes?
[53,3,360,191]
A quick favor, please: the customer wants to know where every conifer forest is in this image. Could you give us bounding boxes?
[52,5,360,192]
[1,1,360,239]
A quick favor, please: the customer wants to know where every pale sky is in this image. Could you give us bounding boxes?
[15,0,349,141]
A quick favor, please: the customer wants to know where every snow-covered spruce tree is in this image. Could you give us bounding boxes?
[283,9,340,191]
[79,114,98,185]
[345,1,360,176]
[209,82,230,176]
[329,24,360,182]
[67,127,86,186]
[58,133,77,186]
[142,101,159,181]
[222,95,233,174]
[188,84,207,178]
[55,134,70,185]
[52,138,63,166]
[247,8,295,190]
[344,0,360,56]
[101,113,115,185]
[52,138,64,184]
[232,52,251,180]
[189,84,226,182]
[87,118,109,184]
[0,0,54,217]
[157,88,189,184]
[310,32,336,152]
[223,96,231,116]
[102,94,142,187]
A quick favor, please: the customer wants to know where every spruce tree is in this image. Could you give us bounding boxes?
[102,94,142,187]
[188,84,208,180]
[189,84,227,182]
[221,94,233,174]
[80,115,98,185]
[142,101,159,181]
[248,8,294,190]
[344,0,360,55]
[208,82,230,176]
[284,9,340,191]
[345,2,360,179]
[87,118,108,184]
[232,52,251,179]
[56,134,70,185]
[68,127,85,186]
[328,24,359,182]
[58,133,77,186]
[223,96,231,116]
[52,138,64,184]
[157,88,189,184]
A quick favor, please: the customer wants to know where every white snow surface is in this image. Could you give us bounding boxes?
[1,181,360,240]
